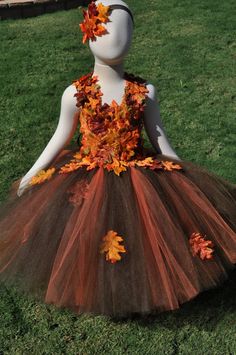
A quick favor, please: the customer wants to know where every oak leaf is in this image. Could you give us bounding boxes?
[189,232,214,260]
[29,168,55,185]
[100,230,126,263]
[161,161,183,171]
[59,161,81,174]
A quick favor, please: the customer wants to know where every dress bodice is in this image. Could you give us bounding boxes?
[71,72,151,174]
[52,72,183,176]
[28,73,183,186]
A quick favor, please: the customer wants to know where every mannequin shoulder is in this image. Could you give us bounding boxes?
[143,82,159,101]
[61,84,78,110]
[145,82,159,101]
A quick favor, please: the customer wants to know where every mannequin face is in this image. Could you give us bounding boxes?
[89,2,133,65]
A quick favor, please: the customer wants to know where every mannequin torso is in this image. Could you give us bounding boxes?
[17,0,180,196]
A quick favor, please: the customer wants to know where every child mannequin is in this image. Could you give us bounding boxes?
[17,0,180,197]
[0,0,235,319]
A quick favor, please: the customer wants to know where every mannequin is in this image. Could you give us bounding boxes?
[17,0,180,196]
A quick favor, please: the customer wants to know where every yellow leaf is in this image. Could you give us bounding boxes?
[59,161,81,174]
[29,167,55,185]
[162,161,183,171]
[96,3,110,23]
[100,230,126,263]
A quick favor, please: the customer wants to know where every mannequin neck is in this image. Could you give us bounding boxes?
[92,59,125,85]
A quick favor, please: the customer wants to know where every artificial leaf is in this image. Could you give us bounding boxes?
[59,161,81,174]
[100,230,126,263]
[67,180,90,206]
[29,167,55,185]
[135,157,154,167]
[189,232,214,260]
[161,161,183,171]
[96,3,110,23]
[79,1,110,43]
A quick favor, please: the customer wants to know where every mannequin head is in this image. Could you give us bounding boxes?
[87,0,133,65]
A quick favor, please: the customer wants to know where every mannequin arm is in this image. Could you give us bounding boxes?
[17,84,78,196]
[143,83,181,161]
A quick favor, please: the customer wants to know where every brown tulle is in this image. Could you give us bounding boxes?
[0,146,236,318]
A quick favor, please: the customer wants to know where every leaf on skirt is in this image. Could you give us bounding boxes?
[67,180,90,206]
[189,232,215,260]
[149,160,183,171]
[29,168,55,185]
[105,158,128,176]
[161,161,183,171]
[134,157,154,167]
[100,230,126,263]
[59,161,82,174]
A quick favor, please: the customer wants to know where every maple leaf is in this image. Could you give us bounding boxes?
[94,23,107,38]
[29,167,55,185]
[113,164,127,176]
[135,157,154,167]
[86,160,99,170]
[88,96,100,109]
[189,232,214,260]
[100,230,126,263]
[87,2,98,17]
[96,3,110,23]
[79,2,110,43]
[73,151,83,160]
[105,157,127,176]
[161,161,183,171]
[59,161,81,174]
[79,12,96,44]
[80,156,93,165]
[149,159,164,170]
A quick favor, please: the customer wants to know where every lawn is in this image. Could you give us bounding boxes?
[0,0,236,353]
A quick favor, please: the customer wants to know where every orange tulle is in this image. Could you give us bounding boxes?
[0,147,235,317]
[0,71,236,318]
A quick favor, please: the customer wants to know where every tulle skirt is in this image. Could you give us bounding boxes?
[0,146,236,318]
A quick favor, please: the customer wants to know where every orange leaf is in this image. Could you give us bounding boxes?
[96,3,110,23]
[189,232,214,260]
[73,151,83,160]
[59,161,81,173]
[79,2,110,43]
[100,230,126,263]
[134,157,154,167]
[161,161,183,171]
[94,23,107,37]
[67,180,90,206]
[29,167,55,185]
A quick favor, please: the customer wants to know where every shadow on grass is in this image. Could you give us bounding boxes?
[111,268,236,330]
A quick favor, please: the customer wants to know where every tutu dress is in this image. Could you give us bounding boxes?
[0,71,236,318]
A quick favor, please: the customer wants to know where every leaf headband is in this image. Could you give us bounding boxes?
[79,1,134,44]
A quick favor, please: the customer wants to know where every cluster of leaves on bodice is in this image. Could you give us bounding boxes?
[56,72,181,176]
[29,72,184,181]
[61,72,151,175]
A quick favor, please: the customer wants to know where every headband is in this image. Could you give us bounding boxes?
[79,2,134,44]
[109,5,134,24]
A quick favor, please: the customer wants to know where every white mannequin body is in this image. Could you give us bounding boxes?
[17,0,180,196]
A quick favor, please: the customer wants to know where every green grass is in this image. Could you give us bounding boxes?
[0,0,236,353]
